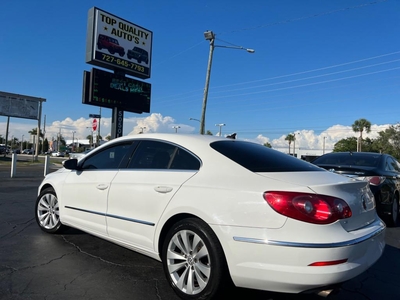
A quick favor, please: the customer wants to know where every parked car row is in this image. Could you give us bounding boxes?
[22,149,33,155]
[0,146,9,154]
[68,149,93,161]
[35,134,386,299]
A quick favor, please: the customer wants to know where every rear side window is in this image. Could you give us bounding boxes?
[210,140,321,172]
[128,140,200,170]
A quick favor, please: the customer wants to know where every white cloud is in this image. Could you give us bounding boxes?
[253,123,392,155]
[0,114,393,156]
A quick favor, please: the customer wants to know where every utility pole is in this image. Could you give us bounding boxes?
[200,31,215,135]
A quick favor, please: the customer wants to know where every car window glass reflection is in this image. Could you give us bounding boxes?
[81,143,132,170]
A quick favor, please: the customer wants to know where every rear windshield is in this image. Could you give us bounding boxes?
[312,153,381,167]
[210,140,322,172]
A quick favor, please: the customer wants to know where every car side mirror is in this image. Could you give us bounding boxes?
[63,159,79,170]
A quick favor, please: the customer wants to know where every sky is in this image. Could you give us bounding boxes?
[0,0,399,155]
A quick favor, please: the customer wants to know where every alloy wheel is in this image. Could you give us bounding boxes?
[166,229,211,295]
[37,193,60,230]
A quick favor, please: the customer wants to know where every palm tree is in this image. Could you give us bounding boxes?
[28,128,44,138]
[86,134,93,145]
[352,118,371,152]
[285,134,295,155]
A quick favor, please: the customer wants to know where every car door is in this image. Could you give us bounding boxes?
[106,140,201,252]
[61,141,134,236]
[386,156,400,193]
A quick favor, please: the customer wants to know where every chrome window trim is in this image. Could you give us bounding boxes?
[233,225,385,248]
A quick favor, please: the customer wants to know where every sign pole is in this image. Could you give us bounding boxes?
[111,108,124,140]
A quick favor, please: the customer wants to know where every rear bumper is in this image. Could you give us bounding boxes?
[211,218,386,294]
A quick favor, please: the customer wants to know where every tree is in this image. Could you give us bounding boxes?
[285,134,295,154]
[352,118,371,152]
[43,138,49,153]
[373,124,400,159]
[263,142,272,148]
[86,134,102,147]
[206,130,213,135]
[333,137,357,152]
[87,134,93,145]
[28,128,44,139]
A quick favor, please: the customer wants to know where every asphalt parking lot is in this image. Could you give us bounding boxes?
[0,159,399,300]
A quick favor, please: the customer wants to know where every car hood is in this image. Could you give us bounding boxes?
[257,171,378,232]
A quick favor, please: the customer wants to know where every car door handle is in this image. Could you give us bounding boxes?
[96,184,109,190]
[154,186,173,193]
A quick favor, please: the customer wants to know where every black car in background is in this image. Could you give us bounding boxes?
[312,152,400,227]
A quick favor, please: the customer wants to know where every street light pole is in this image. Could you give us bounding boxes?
[215,123,226,136]
[72,131,76,152]
[172,126,180,133]
[200,31,254,135]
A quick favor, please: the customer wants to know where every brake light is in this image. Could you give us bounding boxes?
[263,191,352,224]
[363,176,385,186]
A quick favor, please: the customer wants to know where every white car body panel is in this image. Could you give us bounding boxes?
[37,133,386,295]
[212,218,384,293]
[106,169,197,251]
[60,169,119,235]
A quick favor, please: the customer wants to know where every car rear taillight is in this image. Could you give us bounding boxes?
[263,191,352,224]
[362,176,385,186]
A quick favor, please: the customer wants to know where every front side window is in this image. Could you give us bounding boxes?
[80,142,133,170]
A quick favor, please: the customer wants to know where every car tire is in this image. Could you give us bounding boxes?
[161,218,231,300]
[35,187,66,233]
[385,194,399,227]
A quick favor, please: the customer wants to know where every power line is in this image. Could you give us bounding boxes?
[218,0,389,35]
[155,51,400,104]
[208,67,400,100]
[209,59,400,95]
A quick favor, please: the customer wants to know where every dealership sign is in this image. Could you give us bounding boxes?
[85,7,153,79]
[0,91,45,120]
[82,68,151,114]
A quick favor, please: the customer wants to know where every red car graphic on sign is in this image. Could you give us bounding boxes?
[97,34,125,57]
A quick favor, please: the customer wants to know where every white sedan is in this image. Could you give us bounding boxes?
[35,134,385,299]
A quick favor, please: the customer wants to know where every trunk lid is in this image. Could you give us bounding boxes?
[258,171,377,231]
